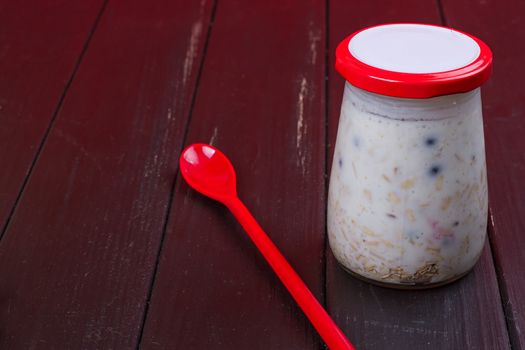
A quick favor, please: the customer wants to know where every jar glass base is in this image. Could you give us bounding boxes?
[338,263,474,290]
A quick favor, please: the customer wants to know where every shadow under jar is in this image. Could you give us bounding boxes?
[328,23,493,289]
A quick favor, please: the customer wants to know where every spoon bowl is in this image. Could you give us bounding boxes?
[180,143,237,201]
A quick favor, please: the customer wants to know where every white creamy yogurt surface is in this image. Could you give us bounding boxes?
[328,83,488,286]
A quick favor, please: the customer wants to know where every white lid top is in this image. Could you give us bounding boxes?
[348,23,481,74]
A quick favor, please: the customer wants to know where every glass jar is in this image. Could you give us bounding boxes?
[328,24,493,288]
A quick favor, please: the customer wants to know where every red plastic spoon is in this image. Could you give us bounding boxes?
[179,143,355,350]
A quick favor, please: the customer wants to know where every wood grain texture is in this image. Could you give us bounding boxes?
[140,0,327,348]
[0,0,213,348]
[441,0,525,348]
[0,0,105,232]
[326,1,511,349]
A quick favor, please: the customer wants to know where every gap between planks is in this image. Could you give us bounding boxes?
[0,0,110,242]
[135,0,219,348]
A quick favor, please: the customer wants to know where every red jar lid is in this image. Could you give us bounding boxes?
[335,23,493,98]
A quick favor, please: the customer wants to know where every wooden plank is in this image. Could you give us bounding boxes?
[0,0,213,348]
[441,0,525,348]
[0,0,105,232]
[140,0,327,348]
[326,1,511,349]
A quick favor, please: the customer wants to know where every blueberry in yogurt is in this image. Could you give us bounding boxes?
[425,136,438,147]
[428,164,442,177]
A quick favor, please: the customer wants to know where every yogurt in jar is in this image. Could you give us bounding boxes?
[328,83,488,286]
[330,24,493,288]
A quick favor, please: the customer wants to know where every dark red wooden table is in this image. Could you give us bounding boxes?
[1,1,523,349]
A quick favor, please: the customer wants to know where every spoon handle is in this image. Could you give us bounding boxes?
[225,197,356,350]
